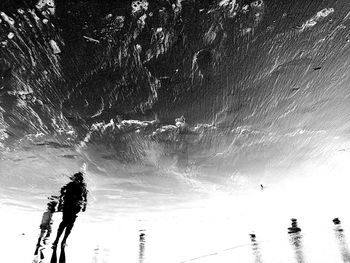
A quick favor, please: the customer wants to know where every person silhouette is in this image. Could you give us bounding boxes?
[33,197,58,262]
[52,172,88,248]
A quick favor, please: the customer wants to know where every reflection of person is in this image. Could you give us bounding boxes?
[50,246,65,263]
[34,198,57,261]
[139,231,146,263]
[52,172,88,248]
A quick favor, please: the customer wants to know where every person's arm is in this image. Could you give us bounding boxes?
[82,189,88,212]
[58,185,67,211]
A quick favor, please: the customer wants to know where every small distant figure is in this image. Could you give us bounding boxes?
[288,218,301,234]
[333,218,341,225]
[260,184,264,190]
[250,233,256,239]
[33,198,58,261]
[52,172,88,248]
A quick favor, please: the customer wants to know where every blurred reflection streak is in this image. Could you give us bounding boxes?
[333,218,350,262]
[249,233,263,263]
[139,230,146,263]
[288,218,306,263]
[91,246,110,263]
[91,246,99,263]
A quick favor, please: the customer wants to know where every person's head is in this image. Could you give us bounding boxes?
[47,200,57,212]
[70,172,84,183]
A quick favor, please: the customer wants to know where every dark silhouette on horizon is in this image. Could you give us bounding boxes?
[333,218,350,262]
[52,172,88,248]
[288,218,306,263]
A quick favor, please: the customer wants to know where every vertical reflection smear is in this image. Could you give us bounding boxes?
[288,218,306,263]
[139,230,146,263]
[250,233,263,263]
[333,218,350,262]
[91,246,100,263]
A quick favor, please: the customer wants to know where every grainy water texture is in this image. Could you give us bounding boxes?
[1,0,350,262]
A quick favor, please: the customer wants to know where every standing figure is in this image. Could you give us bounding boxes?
[52,172,88,248]
[34,198,57,262]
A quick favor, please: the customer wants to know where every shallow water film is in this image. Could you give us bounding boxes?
[1,0,350,262]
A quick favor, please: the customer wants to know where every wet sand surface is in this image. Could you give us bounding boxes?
[1,0,350,262]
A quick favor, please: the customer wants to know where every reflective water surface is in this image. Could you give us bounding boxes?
[1,0,350,262]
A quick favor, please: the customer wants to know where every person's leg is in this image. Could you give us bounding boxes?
[36,229,45,246]
[60,212,77,246]
[35,229,46,254]
[52,221,67,246]
[40,247,45,260]
[59,246,66,263]
[50,247,57,263]
[44,225,52,244]
[61,221,75,246]
[34,238,41,255]
[34,246,40,256]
